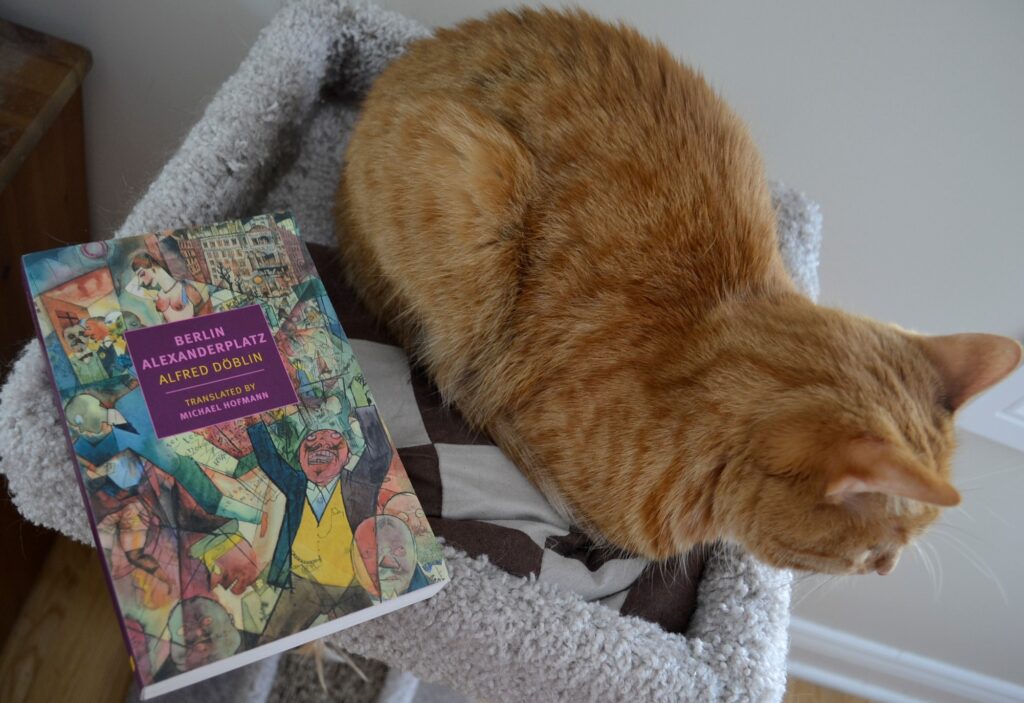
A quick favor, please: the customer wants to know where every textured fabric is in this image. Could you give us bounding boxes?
[0,1,823,701]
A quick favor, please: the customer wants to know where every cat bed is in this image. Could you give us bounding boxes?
[0,1,822,701]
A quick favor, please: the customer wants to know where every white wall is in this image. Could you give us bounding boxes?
[4,0,1023,695]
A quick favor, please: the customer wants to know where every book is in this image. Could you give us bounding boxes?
[21,213,449,699]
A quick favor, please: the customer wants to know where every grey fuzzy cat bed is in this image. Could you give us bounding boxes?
[0,1,822,701]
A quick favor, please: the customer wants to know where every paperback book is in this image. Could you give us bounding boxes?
[22,213,448,698]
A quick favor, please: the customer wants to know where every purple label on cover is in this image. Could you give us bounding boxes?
[125,305,298,438]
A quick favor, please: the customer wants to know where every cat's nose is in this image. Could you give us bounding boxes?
[875,550,900,575]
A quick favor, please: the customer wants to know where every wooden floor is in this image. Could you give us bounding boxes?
[0,536,874,703]
[784,678,874,703]
[0,537,133,703]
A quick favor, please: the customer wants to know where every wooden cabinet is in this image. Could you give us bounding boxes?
[0,14,91,657]
[0,19,91,373]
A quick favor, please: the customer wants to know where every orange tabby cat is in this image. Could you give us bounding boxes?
[336,9,1021,575]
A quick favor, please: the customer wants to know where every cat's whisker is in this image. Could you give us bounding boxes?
[818,574,844,602]
[952,505,977,523]
[790,578,818,607]
[792,573,837,607]
[791,571,817,584]
[822,574,846,600]
[930,522,981,542]
[947,495,1013,531]
[923,538,944,599]
[912,542,939,602]
[981,505,1013,530]
[930,531,1007,605]
[955,461,1024,485]
[911,543,930,591]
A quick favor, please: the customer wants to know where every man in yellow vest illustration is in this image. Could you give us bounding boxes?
[247,405,393,642]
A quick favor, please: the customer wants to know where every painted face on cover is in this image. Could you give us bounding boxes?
[82,317,110,342]
[62,324,88,354]
[168,596,241,670]
[297,429,349,485]
[131,254,160,288]
[65,393,110,438]
[383,492,429,538]
[353,517,380,597]
[376,514,417,598]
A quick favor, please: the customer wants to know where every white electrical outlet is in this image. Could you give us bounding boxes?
[957,363,1024,453]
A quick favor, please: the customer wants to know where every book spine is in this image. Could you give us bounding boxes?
[19,255,144,693]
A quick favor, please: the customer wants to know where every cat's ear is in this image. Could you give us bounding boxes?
[825,437,960,506]
[916,333,1022,411]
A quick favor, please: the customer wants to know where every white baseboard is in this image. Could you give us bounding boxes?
[787,617,1024,703]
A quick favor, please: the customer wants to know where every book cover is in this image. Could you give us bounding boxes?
[21,213,448,699]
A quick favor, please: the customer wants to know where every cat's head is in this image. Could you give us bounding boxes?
[719,305,1021,575]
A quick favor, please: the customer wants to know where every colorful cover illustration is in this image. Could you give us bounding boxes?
[22,213,448,698]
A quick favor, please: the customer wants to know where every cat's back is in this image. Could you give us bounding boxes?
[353,8,784,293]
[340,8,789,421]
